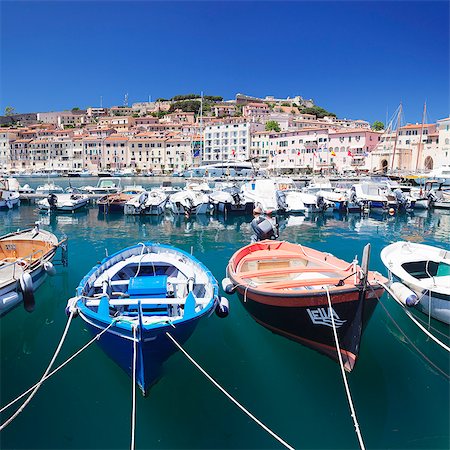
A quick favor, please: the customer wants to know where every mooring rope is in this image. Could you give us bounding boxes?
[0,311,75,431]
[324,286,365,450]
[165,332,295,450]
[378,281,450,352]
[1,317,119,414]
[130,325,138,450]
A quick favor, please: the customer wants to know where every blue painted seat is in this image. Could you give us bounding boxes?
[128,275,168,315]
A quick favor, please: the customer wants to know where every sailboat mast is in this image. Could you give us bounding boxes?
[199,91,203,167]
[415,102,426,172]
[390,103,402,172]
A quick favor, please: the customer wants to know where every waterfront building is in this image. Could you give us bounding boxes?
[203,121,264,164]
[82,136,104,171]
[437,117,450,167]
[370,123,438,172]
[104,134,129,170]
[165,134,193,173]
[328,129,381,172]
[128,133,166,173]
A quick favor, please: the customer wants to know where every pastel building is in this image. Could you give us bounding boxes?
[328,129,381,171]
[103,135,129,169]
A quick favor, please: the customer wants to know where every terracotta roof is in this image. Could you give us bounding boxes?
[401,123,434,129]
[105,135,128,141]
[245,102,269,108]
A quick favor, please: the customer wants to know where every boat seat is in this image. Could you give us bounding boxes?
[85,297,210,308]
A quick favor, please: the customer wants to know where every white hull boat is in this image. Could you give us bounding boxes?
[36,182,65,195]
[0,226,66,315]
[168,190,211,215]
[38,193,89,212]
[241,179,279,213]
[381,241,450,324]
[210,184,254,215]
[124,190,168,215]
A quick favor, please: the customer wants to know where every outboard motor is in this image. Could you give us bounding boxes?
[251,215,279,242]
[231,192,241,206]
[276,190,288,210]
[47,193,58,210]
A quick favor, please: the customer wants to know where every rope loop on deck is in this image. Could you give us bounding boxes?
[165,332,295,450]
[324,286,366,450]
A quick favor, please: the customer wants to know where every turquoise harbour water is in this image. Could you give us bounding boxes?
[1,177,449,450]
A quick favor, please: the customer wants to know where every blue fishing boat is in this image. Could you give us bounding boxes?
[66,242,228,395]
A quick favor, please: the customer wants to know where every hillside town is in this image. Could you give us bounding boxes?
[1,93,448,176]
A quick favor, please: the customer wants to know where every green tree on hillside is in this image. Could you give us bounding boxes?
[300,106,336,118]
[265,120,281,132]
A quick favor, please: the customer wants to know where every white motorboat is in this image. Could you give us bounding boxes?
[426,182,450,209]
[81,177,122,195]
[350,182,389,211]
[0,178,20,209]
[36,182,65,195]
[124,190,168,215]
[0,225,66,315]
[37,193,89,212]
[168,190,211,215]
[209,183,254,215]
[241,179,280,213]
[381,241,450,324]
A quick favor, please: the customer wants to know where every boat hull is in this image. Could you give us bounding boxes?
[233,285,381,370]
[82,314,202,394]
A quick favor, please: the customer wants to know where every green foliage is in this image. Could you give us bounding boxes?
[132,113,140,118]
[372,121,385,131]
[281,102,290,107]
[4,106,15,116]
[300,106,336,118]
[156,98,169,102]
[151,110,169,119]
[72,107,80,111]
[169,100,201,114]
[171,94,200,101]
[265,120,281,132]
[204,95,223,102]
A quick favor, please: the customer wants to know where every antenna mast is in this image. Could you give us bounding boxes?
[415,102,426,172]
[124,93,129,107]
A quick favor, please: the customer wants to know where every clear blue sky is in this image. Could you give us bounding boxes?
[1,1,448,124]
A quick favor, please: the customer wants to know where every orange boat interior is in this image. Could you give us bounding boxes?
[232,241,359,292]
[0,239,54,264]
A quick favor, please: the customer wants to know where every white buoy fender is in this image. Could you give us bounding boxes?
[215,296,229,318]
[391,282,419,307]
[221,277,235,294]
[20,272,35,313]
[43,261,56,276]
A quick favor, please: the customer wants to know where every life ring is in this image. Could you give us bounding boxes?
[20,272,35,312]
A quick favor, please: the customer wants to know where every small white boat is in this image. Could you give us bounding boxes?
[381,241,450,324]
[36,182,65,195]
[241,179,280,213]
[209,183,254,215]
[81,177,122,195]
[37,193,89,213]
[0,225,66,315]
[124,190,168,215]
[168,190,211,215]
[427,182,450,209]
[0,178,20,209]
[350,182,388,211]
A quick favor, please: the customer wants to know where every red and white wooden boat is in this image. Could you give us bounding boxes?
[224,240,387,371]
